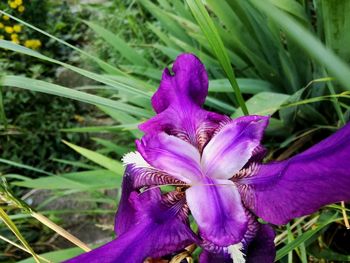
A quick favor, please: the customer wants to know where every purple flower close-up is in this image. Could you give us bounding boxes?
[66,54,350,263]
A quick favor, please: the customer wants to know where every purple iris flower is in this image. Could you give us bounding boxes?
[66,54,350,263]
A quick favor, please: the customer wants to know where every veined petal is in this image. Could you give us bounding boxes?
[151,53,208,114]
[186,178,247,246]
[137,132,201,183]
[115,165,184,235]
[202,115,269,179]
[199,250,232,263]
[244,122,350,225]
[139,53,228,148]
[67,189,196,263]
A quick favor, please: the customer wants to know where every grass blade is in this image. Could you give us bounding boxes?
[185,0,248,114]
[86,21,151,67]
[62,141,124,174]
[2,75,152,118]
[0,208,40,263]
[250,0,350,91]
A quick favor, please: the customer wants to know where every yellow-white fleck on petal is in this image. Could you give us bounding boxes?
[122,151,150,168]
[228,243,245,263]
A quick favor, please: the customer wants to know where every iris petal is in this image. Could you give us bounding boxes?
[67,189,196,263]
[136,132,202,183]
[202,115,269,179]
[186,178,247,246]
[246,224,275,263]
[151,53,208,114]
[139,54,227,148]
[244,122,350,225]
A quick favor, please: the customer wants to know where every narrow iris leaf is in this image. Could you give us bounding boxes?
[185,0,249,115]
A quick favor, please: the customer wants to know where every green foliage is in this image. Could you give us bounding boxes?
[1,0,350,262]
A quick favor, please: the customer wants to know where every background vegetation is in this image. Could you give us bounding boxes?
[0,0,350,262]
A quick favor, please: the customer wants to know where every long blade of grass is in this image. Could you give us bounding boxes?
[0,40,151,98]
[1,75,152,118]
[0,208,40,263]
[0,235,50,263]
[85,21,151,67]
[62,141,124,174]
[275,213,340,261]
[186,0,248,114]
[0,10,123,75]
[0,158,53,176]
[250,0,350,91]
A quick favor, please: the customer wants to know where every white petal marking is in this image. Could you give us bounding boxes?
[228,243,245,263]
[122,151,150,168]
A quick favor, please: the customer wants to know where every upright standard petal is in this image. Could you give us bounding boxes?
[139,54,227,148]
[136,132,202,183]
[151,53,208,113]
[201,115,269,179]
[68,189,196,263]
[243,122,350,225]
[186,178,247,246]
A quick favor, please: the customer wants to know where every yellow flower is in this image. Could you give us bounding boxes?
[24,39,41,49]
[5,26,14,34]
[18,5,25,12]
[11,38,19,44]
[11,33,18,40]
[9,1,18,9]
[0,35,4,40]
[15,0,22,5]
[2,15,10,21]
[0,23,4,29]
[13,24,21,32]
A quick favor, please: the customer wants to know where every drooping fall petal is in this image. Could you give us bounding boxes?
[243,122,350,225]
[67,189,195,263]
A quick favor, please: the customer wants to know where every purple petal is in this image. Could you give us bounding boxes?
[199,250,232,263]
[139,54,228,149]
[186,177,247,246]
[202,115,269,179]
[114,165,137,235]
[136,132,201,183]
[244,122,350,225]
[151,53,208,113]
[246,224,276,263]
[67,189,196,263]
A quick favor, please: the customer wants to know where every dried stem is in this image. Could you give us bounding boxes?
[0,234,51,263]
[31,212,91,252]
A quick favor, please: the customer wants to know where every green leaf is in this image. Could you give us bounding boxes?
[320,0,350,65]
[269,0,309,23]
[250,0,350,91]
[232,92,289,118]
[308,243,350,260]
[0,158,53,176]
[16,246,96,263]
[0,10,122,75]
[209,78,275,94]
[275,213,340,261]
[186,0,248,114]
[0,208,40,262]
[12,170,121,190]
[0,40,151,98]
[63,141,124,174]
[2,75,152,118]
[86,21,151,67]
